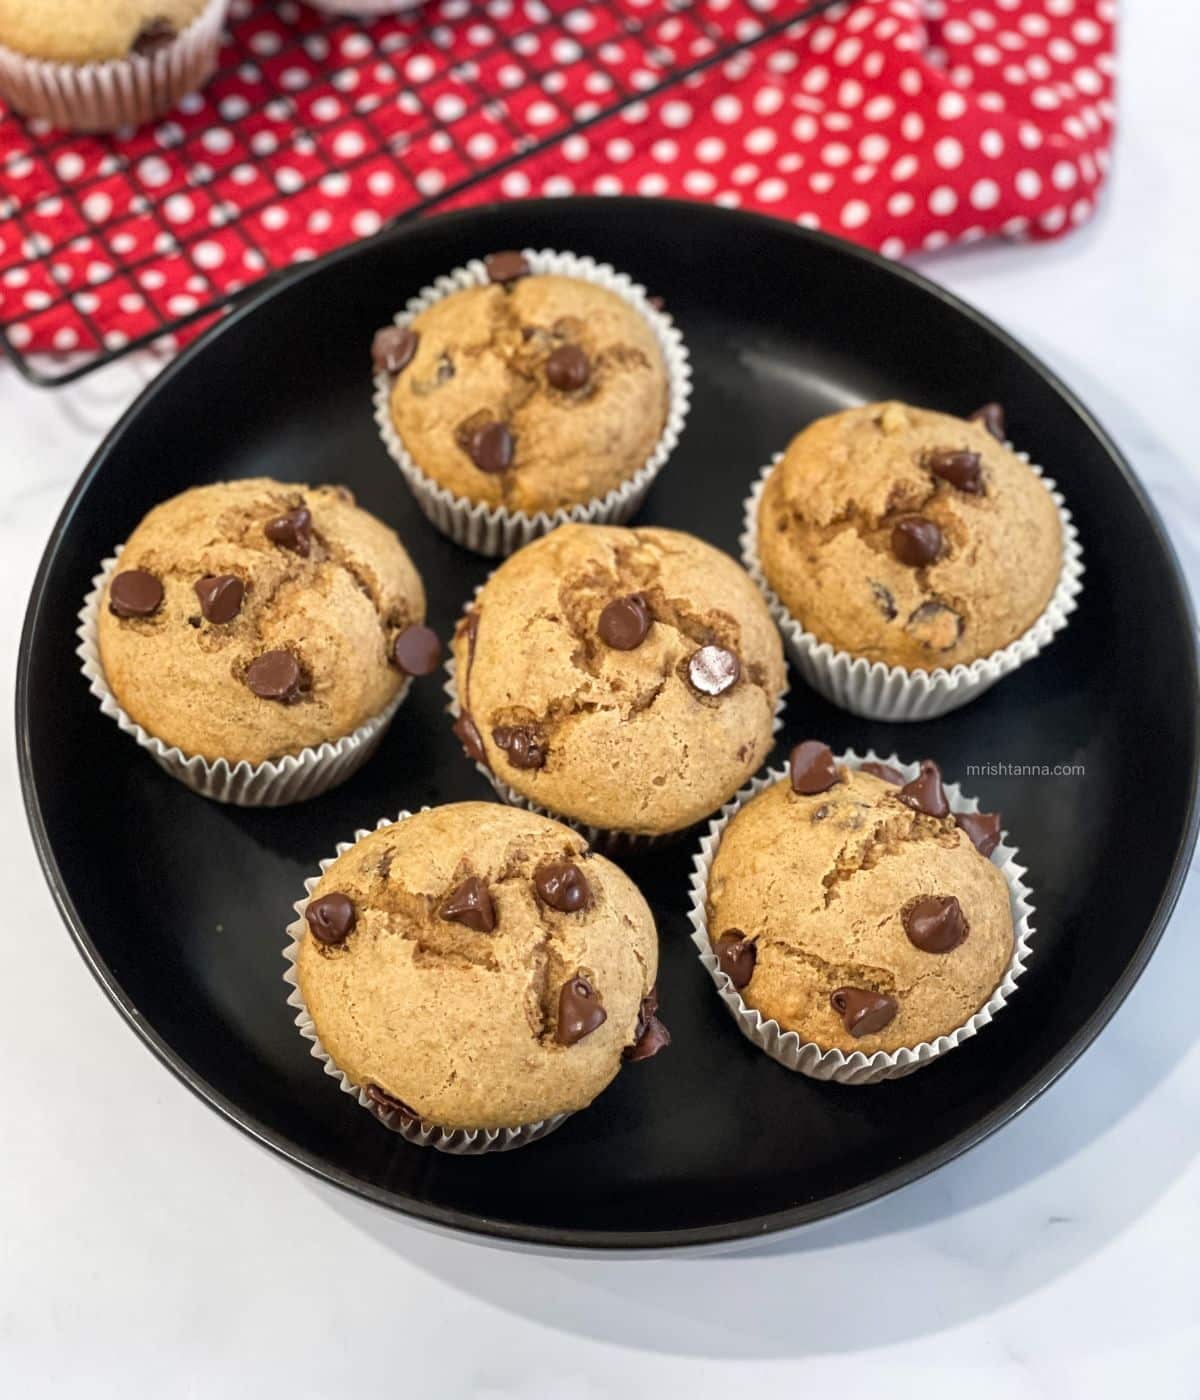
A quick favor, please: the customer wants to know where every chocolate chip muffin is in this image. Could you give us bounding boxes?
[97,478,437,767]
[756,402,1063,670]
[294,803,668,1134]
[378,251,671,518]
[0,0,207,62]
[706,745,1013,1055]
[450,523,787,838]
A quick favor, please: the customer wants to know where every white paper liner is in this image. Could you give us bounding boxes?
[741,447,1085,721]
[687,751,1036,1084]
[282,811,570,1153]
[77,552,409,807]
[0,0,228,133]
[372,248,692,557]
[441,579,789,852]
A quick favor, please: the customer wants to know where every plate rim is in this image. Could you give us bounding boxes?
[17,197,1200,1253]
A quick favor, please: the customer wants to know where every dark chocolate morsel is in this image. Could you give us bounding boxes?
[625,986,671,1062]
[131,17,175,56]
[956,810,1003,857]
[485,250,530,284]
[869,579,897,620]
[391,624,443,676]
[108,569,163,618]
[714,930,756,990]
[533,861,591,912]
[492,724,546,770]
[906,600,964,651]
[928,447,983,494]
[194,574,244,624]
[904,895,967,953]
[245,650,302,702]
[790,740,839,795]
[598,594,651,650]
[546,343,590,391]
[365,1085,420,1124]
[830,987,898,1037]
[467,421,515,474]
[687,645,740,696]
[264,506,312,557]
[438,875,496,933]
[453,712,487,765]
[970,402,1006,441]
[306,892,356,945]
[891,515,943,567]
[556,975,607,1045]
[898,758,950,817]
[372,325,418,375]
[860,760,905,785]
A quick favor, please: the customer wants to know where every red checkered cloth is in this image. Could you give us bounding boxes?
[0,0,1116,359]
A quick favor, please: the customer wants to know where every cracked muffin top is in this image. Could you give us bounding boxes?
[450,524,787,837]
[757,401,1062,670]
[380,263,668,517]
[0,0,208,63]
[296,803,666,1131]
[98,478,434,766]
[706,746,1013,1055]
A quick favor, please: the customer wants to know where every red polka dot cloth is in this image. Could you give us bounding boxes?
[0,0,1115,361]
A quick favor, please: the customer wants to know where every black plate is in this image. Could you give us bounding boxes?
[18,199,1200,1252]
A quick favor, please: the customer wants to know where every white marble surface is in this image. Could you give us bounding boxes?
[4,11,1199,1399]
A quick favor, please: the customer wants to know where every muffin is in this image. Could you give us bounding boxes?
[693,743,1031,1081]
[288,802,669,1146]
[0,0,228,132]
[89,477,438,801]
[449,523,787,841]
[373,250,689,554]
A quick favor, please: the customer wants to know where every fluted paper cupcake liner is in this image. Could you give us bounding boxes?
[687,751,1036,1085]
[282,812,570,1153]
[77,552,408,806]
[741,449,1084,721]
[0,0,228,133]
[372,248,691,557]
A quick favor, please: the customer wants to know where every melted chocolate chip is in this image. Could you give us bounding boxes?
[906,600,963,651]
[714,930,756,990]
[790,740,839,795]
[831,987,898,1037]
[598,594,651,650]
[891,516,943,567]
[467,421,515,474]
[306,892,356,945]
[391,624,442,676]
[556,975,607,1045]
[860,760,905,785]
[194,574,244,624]
[870,579,897,620]
[453,712,487,765]
[625,986,670,1061]
[372,325,418,374]
[956,810,1003,857]
[898,759,950,817]
[904,895,967,953]
[492,724,546,770]
[928,447,983,494]
[970,402,1006,441]
[546,343,590,391]
[485,250,530,284]
[264,506,312,557]
[108,569,163,618]
[533,861,591,912]
[131,17,175,56]
[438,876,495,933]
[365,1085,420,1124]
[245,650,303,702]
[687,645,740,696]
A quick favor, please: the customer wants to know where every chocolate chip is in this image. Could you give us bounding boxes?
[956,810,1003,857]
[861,760,904,785]
[898,758,950,817]
[108,569,163,618]
[714,930,756,990]
[533,861,591,912]
[556,975,606,1044]
[306,892,355,945]
[904,895,967,953]
[546,344,590,391]
[453,712,487,765]
[391,624,442,676]
[687,645,740,696]
[812,804,830,822]
[467,421,515,474]
[194,574,244,624]
[790,740,838,795]
[492,724,546,770]
[870,579,897,620]
[264,506,312,557]
[928,447,983,494]
[245,650,302,702]
[624,986,670,1061]
[970,402,1006,441]
[372,325,418,374]
[131,17,175,56]
[365,1085,420,1124]
[906,600,963,651]
[438,876,495,933]
[891,516,943,567]
[598,594,651,650]
[831,987,898,1037]
[485,250,530,284]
